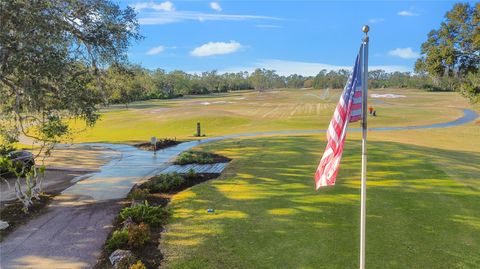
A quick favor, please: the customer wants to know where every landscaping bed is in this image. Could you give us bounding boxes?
[134,138,181,151]
[95,171,222,269]
[0,193,53,241]
[174,150,231,165]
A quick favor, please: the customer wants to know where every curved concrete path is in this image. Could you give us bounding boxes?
[1,108,477,268]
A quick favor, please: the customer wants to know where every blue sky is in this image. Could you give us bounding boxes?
[120,0,471,76]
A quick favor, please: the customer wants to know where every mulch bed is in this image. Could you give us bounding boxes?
[201,153,231,164]
[143,173,221,194]
[94,172,222,269]
[134,139,182,151]
[0,193,53,241]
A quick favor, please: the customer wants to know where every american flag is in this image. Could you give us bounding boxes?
[314,46,364,189]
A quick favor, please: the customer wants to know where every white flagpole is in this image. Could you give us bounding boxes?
[359,25,369,269]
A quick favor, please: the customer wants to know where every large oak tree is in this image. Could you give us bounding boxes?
[0,0,141,146]
[415,2,479,102]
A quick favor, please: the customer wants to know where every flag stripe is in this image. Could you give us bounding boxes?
[314,45,364,189]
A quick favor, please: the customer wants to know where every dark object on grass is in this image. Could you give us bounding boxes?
[373,110,377,116]
[196,122,201,137]
[207,208,215,213]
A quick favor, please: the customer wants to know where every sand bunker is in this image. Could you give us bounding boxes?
[371,94,406,98]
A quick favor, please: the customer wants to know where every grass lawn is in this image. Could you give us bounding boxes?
[59,87,479,268]
[67,88,471,143]
[161,136,480,268]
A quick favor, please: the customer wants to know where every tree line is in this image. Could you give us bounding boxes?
[104,65,439,106]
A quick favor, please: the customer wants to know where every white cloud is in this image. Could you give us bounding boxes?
[131,1,175,12]
[210,2,222,12]
[368,18,384,24]
[190,41,243,57]
[397,10,419,16]
[388,47,420,59]
[146,46,165,55]
[130,3,280,25]
[138,11,279,25]
[221,59,410,76]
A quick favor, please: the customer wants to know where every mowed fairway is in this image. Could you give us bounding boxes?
[161,134,480,269]
[69,88,479,268]
[69,88,468,143]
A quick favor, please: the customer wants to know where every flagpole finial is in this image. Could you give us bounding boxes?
[362,25,370,34]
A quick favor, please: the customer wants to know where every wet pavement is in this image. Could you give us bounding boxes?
[0,108,477,268]
[160,163,229,174]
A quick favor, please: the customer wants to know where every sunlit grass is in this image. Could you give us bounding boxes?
[67,88,474,143]
[161,136,480,269]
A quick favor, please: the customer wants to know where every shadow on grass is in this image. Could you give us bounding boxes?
[163,136,480,269]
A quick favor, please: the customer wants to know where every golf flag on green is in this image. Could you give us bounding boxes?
[314,45,363,190]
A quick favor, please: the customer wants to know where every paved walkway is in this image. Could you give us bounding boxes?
[160,163,229,174]
[0,108,477,268]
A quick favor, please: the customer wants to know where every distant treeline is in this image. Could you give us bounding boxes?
[105,65,440,106]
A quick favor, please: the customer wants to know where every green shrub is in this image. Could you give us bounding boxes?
[175,151,214,165]
[146,173,185,193]
[128,188,150,200]
[106,229,129,252]
[129,260,147,269]
[128,223,150,248]
[185,168,197,181]
[120,202,170,226]
[0,144,15,156]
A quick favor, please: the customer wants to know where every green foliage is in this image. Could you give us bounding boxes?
[105,223,150,252]
[0,0,140,144]
[145,173,185,193]
[116,255,136,269]
[416,3,479,76]
[0,144,15,156]
[460,72,480,103]
[185,169,197,181]
[128,188,150,201]
[38,115,69,142]
[175,151,214,165]
[312,69,434,90]
[129,260,147,269]
[127,223,150,248]
[415,2,479,102]
[250,68,286,91]
[106,229,129,252]
[120,202,170,226]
